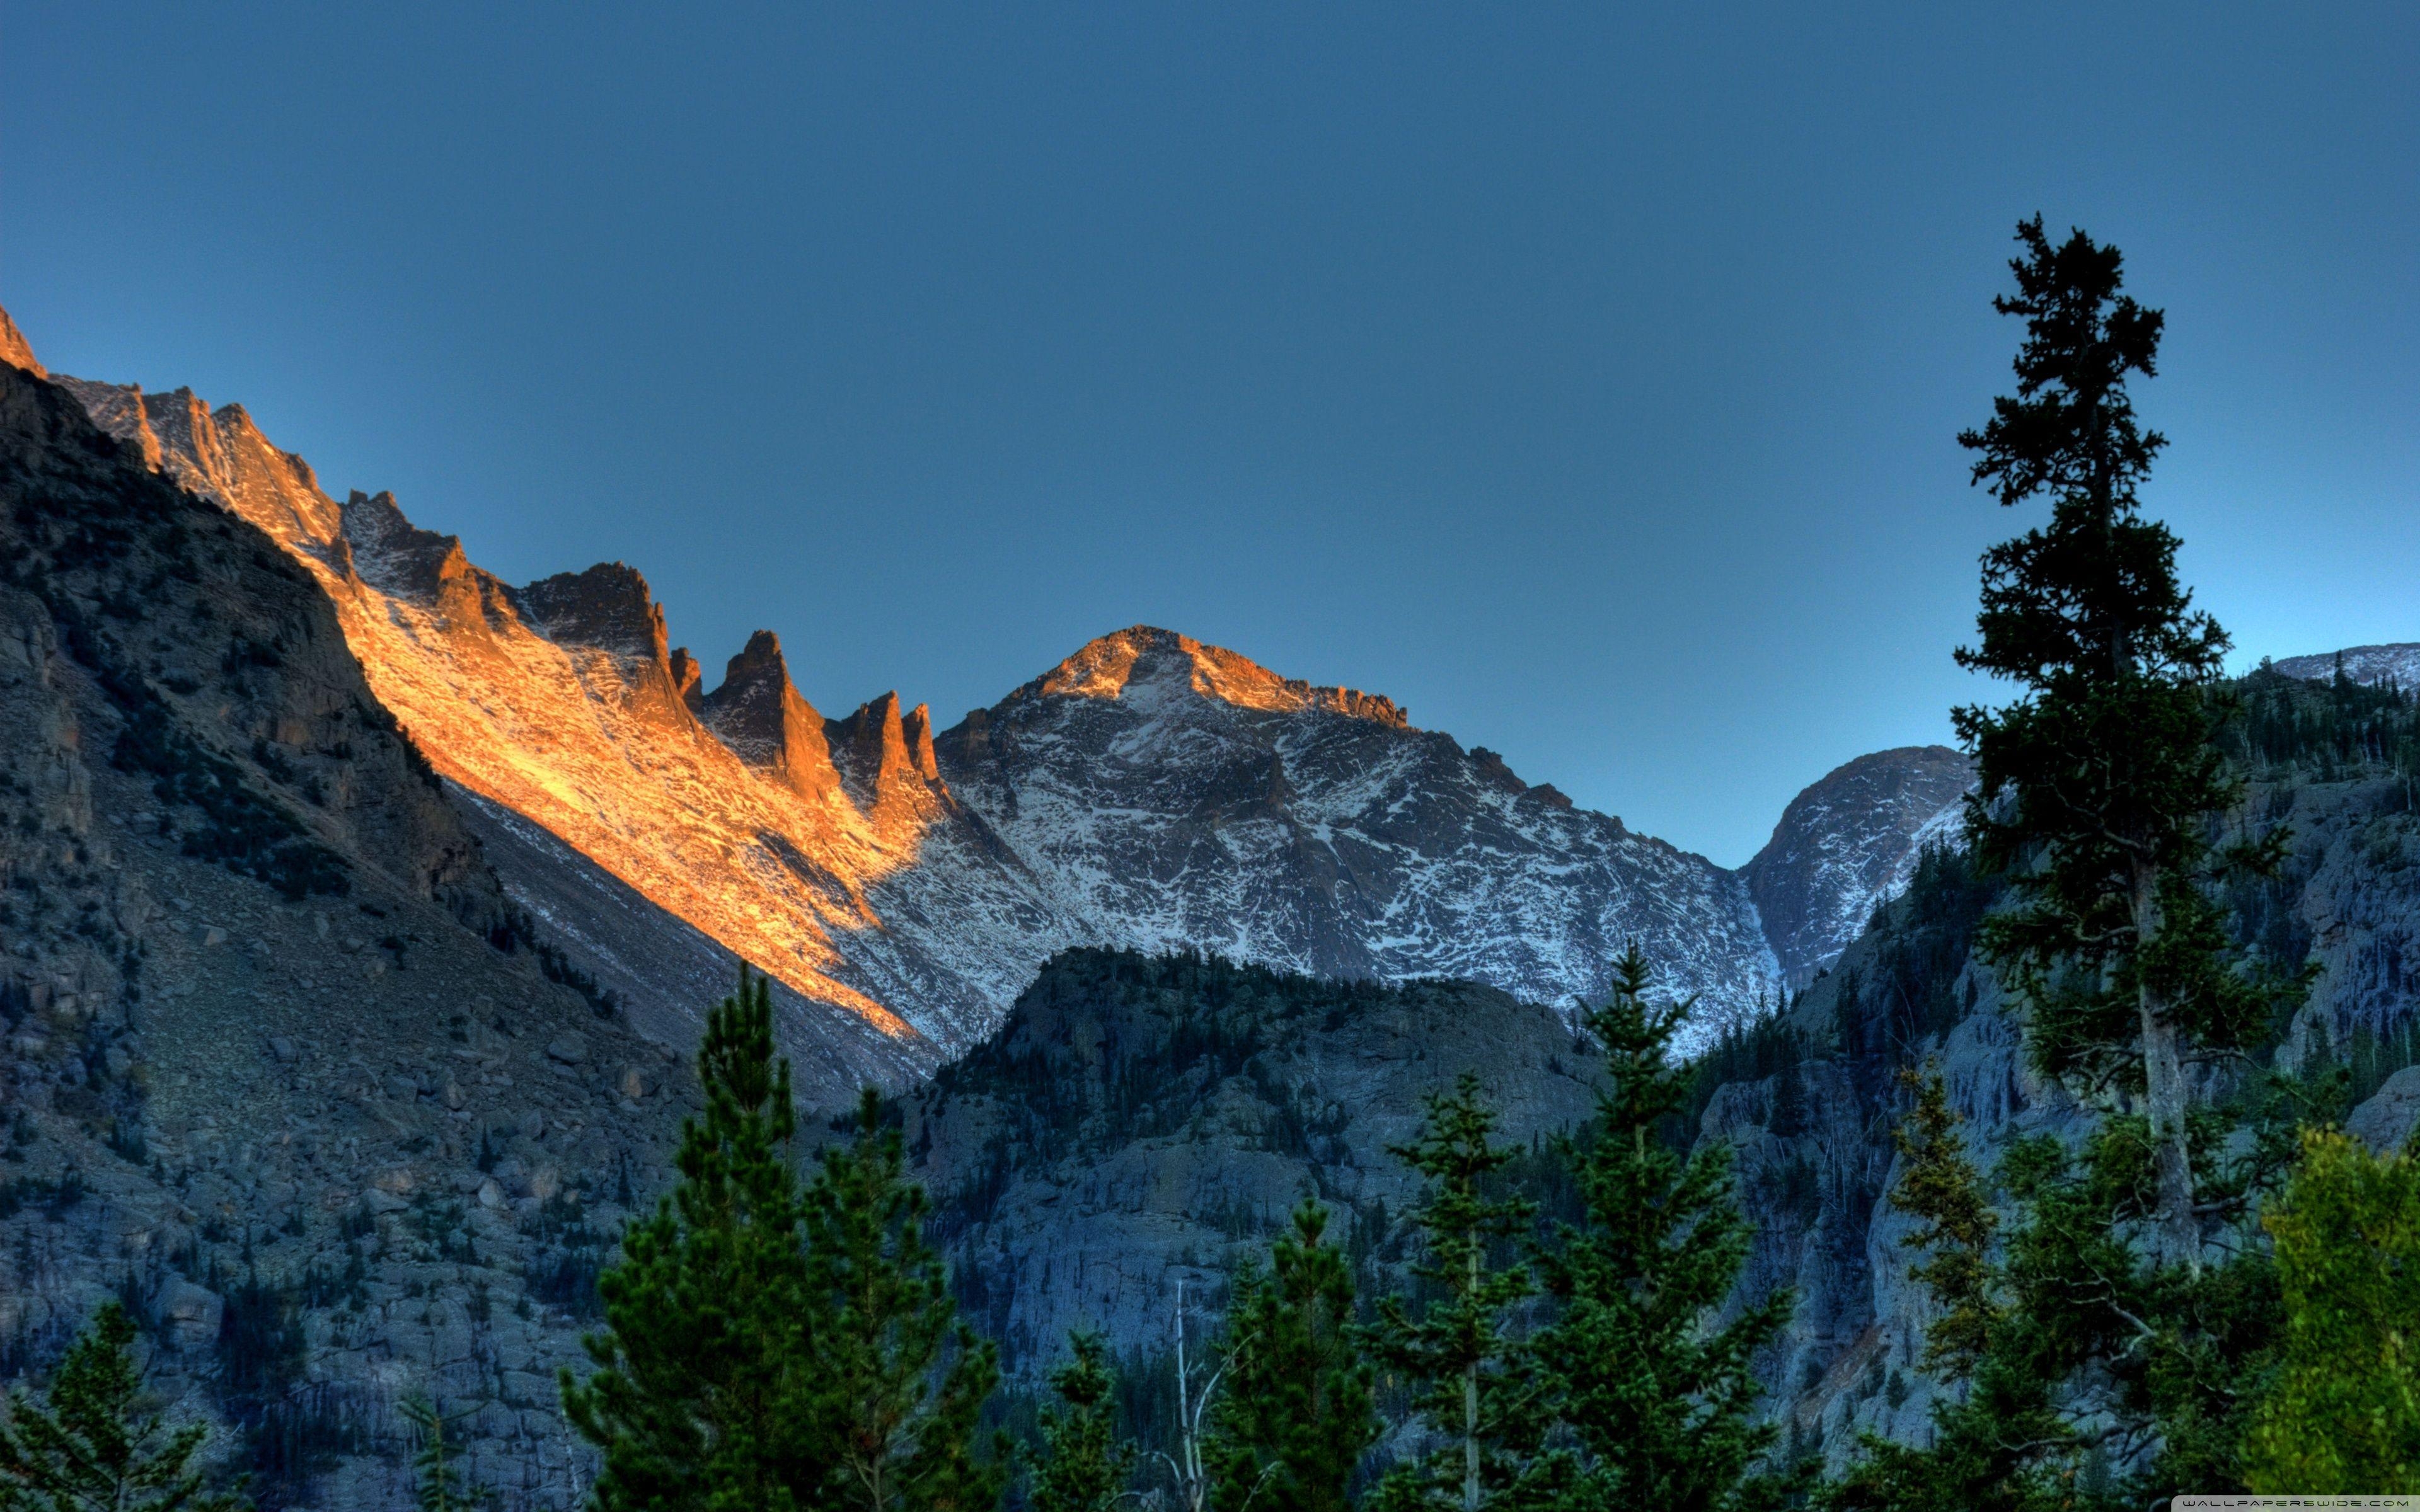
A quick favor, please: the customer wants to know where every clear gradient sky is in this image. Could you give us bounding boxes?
[5,4,2414,865]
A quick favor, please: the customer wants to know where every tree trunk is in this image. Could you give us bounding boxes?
[2134,863,2199,1274]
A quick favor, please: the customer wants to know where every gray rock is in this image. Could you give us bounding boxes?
[545,1033,589,1065]
[2349,1065,2420,1152]
[151,1276,223,1346]
[267,1034,299,1063]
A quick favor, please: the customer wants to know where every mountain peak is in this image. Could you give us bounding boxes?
[701,630,840,799]
[1029,626,1410,727]
[0,303,46,378]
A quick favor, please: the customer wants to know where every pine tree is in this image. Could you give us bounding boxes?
[1952,214,2297,1271]
[1835,217,2315,1504]
[1529,948,1804,1512]
[1207,1201,1380,1512]
[1030,1332,1136,1512]
[1366,1075,1542,1512]
[795,1089,1005,1512]
[0,1300,251,1512]
[400,1395,488,1512]
[2243,1128,2420,1492]
[562,968,817,1512]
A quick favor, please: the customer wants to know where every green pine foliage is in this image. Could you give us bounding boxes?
[2244,1128,2420,1493]
[797,1089,1006,1512]
[0,1300,251,1512]
[1207,1201,1381,1512]
[1366,1075,1545,1512]
[1029,1333,1137,1512]
[1950,215,2302,1269]
[1528,948,1806,1512]
[562,968,817,1511]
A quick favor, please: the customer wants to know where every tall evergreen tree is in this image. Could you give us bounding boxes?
[795,1089,1005,1512]
[1366,1075,1542,1512]
[0,1300,251,1512]
[562,968,816,1512]
[1529,948,1804,1512]
[1207,1201,1380,1512]
[1829,218,2318,1505]
[1029,1332,1136,1512]
[1951,215,2295,1270]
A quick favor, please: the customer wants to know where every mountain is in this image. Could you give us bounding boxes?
[2272,642,2420,690]
[936,626,1778,1035]
[0,353,696,1508]
[1743,745,1972,988]
[40,326,1816,1065]
[909,949,1601,1371]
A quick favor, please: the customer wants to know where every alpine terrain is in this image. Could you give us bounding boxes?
[36,315,1963,1073]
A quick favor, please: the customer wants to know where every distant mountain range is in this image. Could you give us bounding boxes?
[14,306,1971,1085]
[2271,643,2420,690]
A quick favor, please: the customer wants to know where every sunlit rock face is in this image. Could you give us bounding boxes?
[59,359,1984,1070]
[1744,745,1974,989]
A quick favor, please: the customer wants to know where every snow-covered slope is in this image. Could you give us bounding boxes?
[1744,745,1973,987]
[2272,643,2420,690]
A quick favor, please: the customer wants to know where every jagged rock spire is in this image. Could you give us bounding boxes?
[701,631,842,803]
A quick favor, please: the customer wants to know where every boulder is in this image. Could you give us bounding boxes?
[545,1033,589,1065]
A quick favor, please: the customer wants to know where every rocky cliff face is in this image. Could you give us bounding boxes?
[907,949,1601,1374]
[1743,745,1972,988]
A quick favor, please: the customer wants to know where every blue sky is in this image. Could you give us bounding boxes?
[6,4,2413,865]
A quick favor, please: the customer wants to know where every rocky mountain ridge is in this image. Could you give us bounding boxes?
[2273,641,2420,690]
[23,312,1967,1070]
